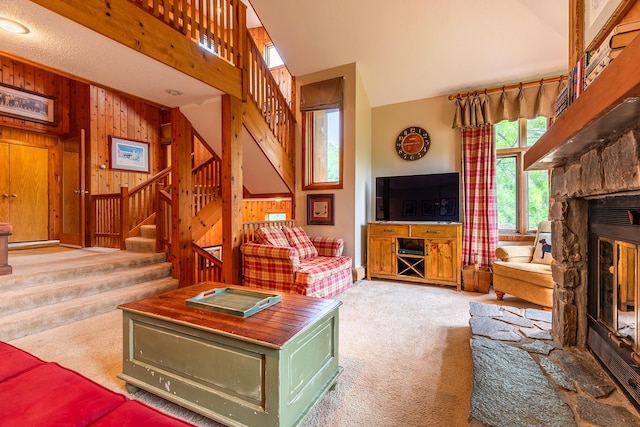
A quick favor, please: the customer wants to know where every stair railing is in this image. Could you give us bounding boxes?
[192,156,222,216]
[192,243,223,283]
[247,34,296,162]
[90,166,171,249]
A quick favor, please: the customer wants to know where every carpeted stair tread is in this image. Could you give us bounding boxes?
[124,237,157,253]
[0,276,179,342]
[0,262,173,316]
[0,251,166,291]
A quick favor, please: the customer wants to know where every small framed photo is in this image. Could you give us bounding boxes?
[0,83,56,125]
[109,136,150,173]
[402,200,417,217]
[307,194,334,225]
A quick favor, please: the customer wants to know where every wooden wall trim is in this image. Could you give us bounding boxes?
[32,0,242,99]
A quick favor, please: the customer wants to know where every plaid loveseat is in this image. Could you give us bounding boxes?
[241,226,353,298]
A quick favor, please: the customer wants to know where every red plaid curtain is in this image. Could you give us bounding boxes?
[462,125,498,268]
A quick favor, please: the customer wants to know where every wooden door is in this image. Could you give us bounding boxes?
[8,144,49,242]
[0,143,9,224]
[60,132,86,247]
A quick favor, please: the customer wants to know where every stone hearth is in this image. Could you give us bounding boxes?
[468,302,640,427]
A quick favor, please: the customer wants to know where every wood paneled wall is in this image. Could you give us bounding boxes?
[0,55,70,135]
[88,86,167,195]
[196,199,292,248]
[243,199,292,222]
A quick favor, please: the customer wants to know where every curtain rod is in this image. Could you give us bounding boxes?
[447,75,568,101]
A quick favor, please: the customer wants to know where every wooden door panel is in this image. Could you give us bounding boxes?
[369,237,396,276]
[9,145,49,242]
[0,143,8,223]
[426,240,456,281]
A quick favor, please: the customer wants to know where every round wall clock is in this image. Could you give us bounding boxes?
[396,126,430,161]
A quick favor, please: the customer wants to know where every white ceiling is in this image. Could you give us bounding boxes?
[249,0,569,107]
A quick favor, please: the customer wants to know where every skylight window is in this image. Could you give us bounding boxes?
[266,43,283,68]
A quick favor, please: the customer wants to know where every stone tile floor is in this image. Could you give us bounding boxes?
[469,302,640,427]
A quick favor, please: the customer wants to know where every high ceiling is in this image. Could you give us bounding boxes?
[249,0,569,107]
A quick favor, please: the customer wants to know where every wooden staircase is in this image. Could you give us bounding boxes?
[0,248,178,341]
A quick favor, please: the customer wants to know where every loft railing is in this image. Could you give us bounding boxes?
[128,0,295,164]
[128,0,245,67]
[247,35,295,161]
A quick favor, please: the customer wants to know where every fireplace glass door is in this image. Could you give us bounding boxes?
[598,238,638,350]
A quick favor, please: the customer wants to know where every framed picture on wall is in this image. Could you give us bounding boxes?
[0,83,56,125]
[584,0,634,50]
[109,136,150,173]
[307,194,334,225]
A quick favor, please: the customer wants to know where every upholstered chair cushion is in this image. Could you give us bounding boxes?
[255,227,290,247]
[283,227,318,259]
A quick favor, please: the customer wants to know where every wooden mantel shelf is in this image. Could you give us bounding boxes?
[525,34,640,170]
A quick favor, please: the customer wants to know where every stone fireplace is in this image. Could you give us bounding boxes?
[551,125,640,406]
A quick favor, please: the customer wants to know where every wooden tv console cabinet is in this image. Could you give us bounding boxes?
[367,222,462,290]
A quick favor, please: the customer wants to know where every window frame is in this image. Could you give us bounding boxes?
[495,117,549,235]
[301,107,344,190]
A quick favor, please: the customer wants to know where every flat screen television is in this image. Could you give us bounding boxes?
[375,172,460,222]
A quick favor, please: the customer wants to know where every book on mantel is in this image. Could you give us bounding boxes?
[609,29,640,49]
[584,19,640,89]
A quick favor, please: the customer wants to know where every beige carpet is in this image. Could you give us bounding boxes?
[9,280,534,427]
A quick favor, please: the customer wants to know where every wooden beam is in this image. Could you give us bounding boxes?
[171,108,193,287]
[32,0,242,99]
[221,95,244,285]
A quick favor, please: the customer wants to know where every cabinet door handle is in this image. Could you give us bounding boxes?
[1,194,8,198]
[425,245,430,256]
[383,229,396,233]
[424,230,440,234]
[392,242,396,253]
[10,194,16,198]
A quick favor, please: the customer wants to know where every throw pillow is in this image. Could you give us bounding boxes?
[255,227,290,247]
[532,232,554,265]
[283,227,318,259]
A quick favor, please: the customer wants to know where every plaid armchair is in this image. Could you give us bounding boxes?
[241,227,353,298]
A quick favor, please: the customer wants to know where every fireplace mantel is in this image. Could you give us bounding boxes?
[525,34,640,171]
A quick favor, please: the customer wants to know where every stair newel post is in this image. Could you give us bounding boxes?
[120,186,129,250]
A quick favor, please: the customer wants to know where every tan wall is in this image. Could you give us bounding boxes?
[371,95,460,183]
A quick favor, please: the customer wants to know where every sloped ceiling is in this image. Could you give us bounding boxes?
[249,0,569,107]
[0,0,569,196]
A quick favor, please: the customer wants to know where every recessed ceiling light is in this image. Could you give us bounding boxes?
[165,89,183,96]
[0,18,30,34]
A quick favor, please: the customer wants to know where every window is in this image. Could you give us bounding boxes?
[302,108,343,189]
[495,117,549,234]
[265,212,286,221]
[265,43,283,68]
[301,77,344,190]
